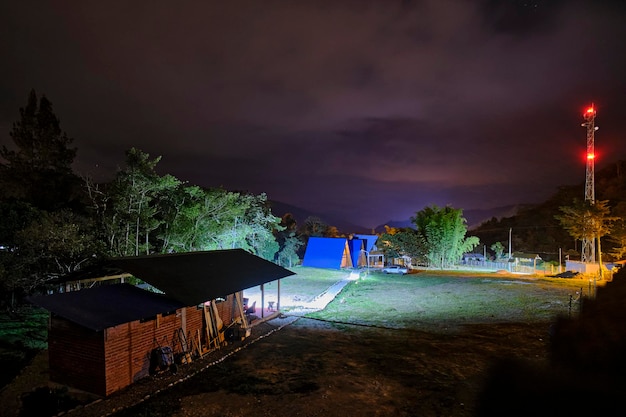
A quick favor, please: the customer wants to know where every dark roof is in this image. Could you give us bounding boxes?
[32,249,296,328]
[50,261,127,284]
[109,249,295,306]
[27,284,185,331]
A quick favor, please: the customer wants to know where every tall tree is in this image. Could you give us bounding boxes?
[90,148,181,256]
[378,226,426,264]
[157,186,282,260]
[607,202,626,260]
[0,90,79,210]
[411,205,479,268]
[0,91,93,305]
[275,213,303,266]
[555,199,616,271]
[301,216,329,237]
[277,232,302,267]
[490,241,506,260]
[212,193,282,260]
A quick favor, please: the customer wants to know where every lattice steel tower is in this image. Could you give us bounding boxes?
[581,105,598,263]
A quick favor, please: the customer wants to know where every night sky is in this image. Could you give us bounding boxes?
[2,1,626,228]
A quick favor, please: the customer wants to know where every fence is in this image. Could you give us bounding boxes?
[459,260,539,274]
[569,288,583,317]
[459,260,616,281]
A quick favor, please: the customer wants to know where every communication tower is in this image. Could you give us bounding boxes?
[581,105,598,263]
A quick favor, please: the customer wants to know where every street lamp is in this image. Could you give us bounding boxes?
[508,228,512,272]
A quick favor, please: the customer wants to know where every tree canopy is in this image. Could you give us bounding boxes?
[411,205,479,268]
[0,92,287,306]
[555,199,617,267]
[378,206,478,268]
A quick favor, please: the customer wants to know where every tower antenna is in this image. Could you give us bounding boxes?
[581,104,598,263]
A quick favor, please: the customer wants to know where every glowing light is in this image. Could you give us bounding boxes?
[587,153,595,160]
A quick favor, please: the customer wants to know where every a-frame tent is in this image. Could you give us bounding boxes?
[302,237,352,269]
[355,234,385,268]
[355,234,378,252]
[348,238,366,268]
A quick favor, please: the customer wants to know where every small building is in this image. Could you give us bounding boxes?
[28,249,294,397]
[463,253,485,263]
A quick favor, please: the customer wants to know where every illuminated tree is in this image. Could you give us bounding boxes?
[490,241,505,260]
[607,202,626,260]
[277,232,302,267]
[213,192,282,260]
[159,185,237,252]
[275,213,302,267]
[556,199,616,270]
[411,205,479,268]
[91,148,181,256]
[378,226,426,264]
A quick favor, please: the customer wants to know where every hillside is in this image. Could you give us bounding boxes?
[375,205,526,233]
[471,160,626,262]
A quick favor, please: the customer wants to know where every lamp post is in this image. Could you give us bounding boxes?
[508,228,512,272]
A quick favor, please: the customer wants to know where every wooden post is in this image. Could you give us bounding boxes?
[261,283,265,319]
[203,304,216,350]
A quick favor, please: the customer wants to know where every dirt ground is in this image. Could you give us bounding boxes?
[5,313,553,417]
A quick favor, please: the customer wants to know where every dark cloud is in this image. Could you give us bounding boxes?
[1,0,626,228]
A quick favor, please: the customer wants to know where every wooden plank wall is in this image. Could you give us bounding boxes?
[216,293,239,326]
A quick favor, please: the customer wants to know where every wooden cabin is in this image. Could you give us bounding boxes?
[28,249,294,397]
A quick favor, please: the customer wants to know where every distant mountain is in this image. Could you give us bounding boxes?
[269,199,528,236]
[268,200,371,234]
[465,205,532,230]
[374,205,527,233]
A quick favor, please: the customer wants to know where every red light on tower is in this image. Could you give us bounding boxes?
[584,106,595,117]
[587,153,595,160]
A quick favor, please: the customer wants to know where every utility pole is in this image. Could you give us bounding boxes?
[508,228,512,272]
[581,105,598,263]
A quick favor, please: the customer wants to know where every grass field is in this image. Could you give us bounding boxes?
[0,305,48,389]
[248,266,590,331]
[307,270,587,331]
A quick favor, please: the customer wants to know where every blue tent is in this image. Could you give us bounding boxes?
[348,238,365,268]
[302,237,352,269]
[355,234,378,252]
